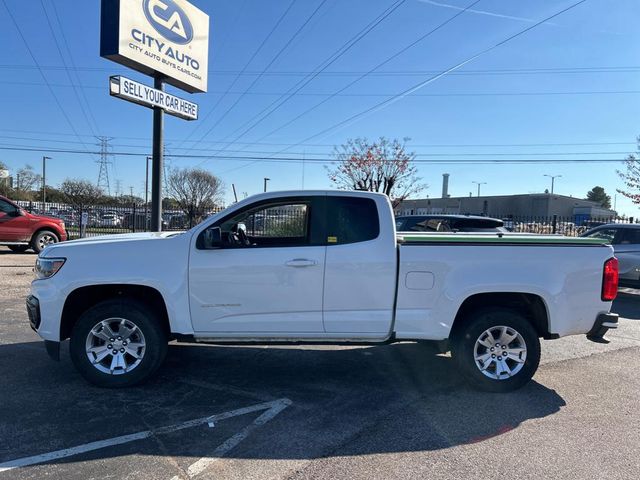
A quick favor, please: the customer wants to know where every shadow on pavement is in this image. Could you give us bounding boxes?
[0,341,566,471]
[612,293,640,320]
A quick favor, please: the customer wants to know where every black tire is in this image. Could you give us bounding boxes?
[30,230,59,254]
[69,298,168,388]
[451,308,541,393]
[8,245,31,253]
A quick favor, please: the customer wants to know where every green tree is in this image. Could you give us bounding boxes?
[585,186,611,209]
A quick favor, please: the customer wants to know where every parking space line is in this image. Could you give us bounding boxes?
[0,398,292,474]
[186,398,291,478]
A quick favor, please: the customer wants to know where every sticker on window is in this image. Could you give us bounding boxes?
[327,236,338,243]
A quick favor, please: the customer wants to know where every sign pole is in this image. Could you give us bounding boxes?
[151,75,164,232]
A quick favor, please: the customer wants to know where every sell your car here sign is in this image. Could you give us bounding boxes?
[101,0,210,93]
[110,76,198,120]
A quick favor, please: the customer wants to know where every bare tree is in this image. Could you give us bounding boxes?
[618,139,640,206]
[15,165,42,196]
[166,167,224,225]
[327,137,425,206]
[60,179,103,211]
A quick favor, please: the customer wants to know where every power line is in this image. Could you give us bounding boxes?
[197,0,409,158]
[177,0,300,149]
[1,64,639,76]
[49,0,100,135]
[211,0,593,173]
[0,138,634,156]
[0,144,631,165]
[39,0,98,137]
[1,80,638,99]
[0,131,635,149]
[0,0,92,153]
[246,0,487,150]
[273,0,593,157]
[181,0,330,152]
[1,76,639,100]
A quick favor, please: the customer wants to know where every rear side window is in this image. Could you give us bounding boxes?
[620,228,640,245]
[326,197,379,245]
[585,228,618,243]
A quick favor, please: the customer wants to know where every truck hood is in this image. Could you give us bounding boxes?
[40,231,184,256]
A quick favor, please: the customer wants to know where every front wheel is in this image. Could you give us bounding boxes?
[70,299,168,387]
[31,230,58,254]
[452,308,541,392]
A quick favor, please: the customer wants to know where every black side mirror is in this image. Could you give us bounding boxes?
[203,226,222,249]
[8,208,23,217]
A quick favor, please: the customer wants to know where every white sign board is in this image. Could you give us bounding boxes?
[110,76,198,120]
[0,169,9,179]
[101,0,209,93]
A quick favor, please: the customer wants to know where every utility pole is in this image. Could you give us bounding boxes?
[232,184,238,203]
[544,174,562,194]
[263,177,270,193]
[472,181,487,197]
[42,156,51,210]
[151,75,165,232]
[129,186,134,198]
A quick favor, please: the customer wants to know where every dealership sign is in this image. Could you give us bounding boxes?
[100,0,209,93]
[109,76,198,120]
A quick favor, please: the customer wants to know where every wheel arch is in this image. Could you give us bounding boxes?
[60,284,171,341]
[30,227,61,243]
[451,292,551,340]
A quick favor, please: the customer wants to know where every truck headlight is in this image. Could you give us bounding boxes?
[35,257,66,279]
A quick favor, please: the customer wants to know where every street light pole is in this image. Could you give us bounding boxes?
[472,181,487,197]
[264,177,270,193]
[42,156,51,210]
[544,174,562,194]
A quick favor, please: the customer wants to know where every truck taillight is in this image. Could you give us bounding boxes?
[602,257,619,302]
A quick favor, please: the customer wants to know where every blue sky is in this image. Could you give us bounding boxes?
[0,0,639,214]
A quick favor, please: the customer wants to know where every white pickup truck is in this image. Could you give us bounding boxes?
[27,191,619,392]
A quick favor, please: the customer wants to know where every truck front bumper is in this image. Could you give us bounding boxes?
[26,293,61,361]
[586,312,619,344]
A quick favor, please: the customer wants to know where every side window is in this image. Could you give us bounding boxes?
[326,197,379,245]
[620,228,640,245]
[243,204,308,239]
[585,228,618,243]
[0,200,15,215]
[217,201,311,247]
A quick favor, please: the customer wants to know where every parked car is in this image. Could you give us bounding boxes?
[0,195,67,253]
[122,213,168,230]
[395,214,506,233]
[581,223,640,285]
[97,213,122,228]
[29,191,618,392]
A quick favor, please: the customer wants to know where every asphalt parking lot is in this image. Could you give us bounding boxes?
[1,249,639,480]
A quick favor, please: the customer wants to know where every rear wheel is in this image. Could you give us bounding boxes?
[8,245,30,253]
[31,230,58,254]
[452,308,541,392]
[70,299,168,388]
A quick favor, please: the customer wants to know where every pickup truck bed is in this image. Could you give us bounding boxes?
[28,190,619,392]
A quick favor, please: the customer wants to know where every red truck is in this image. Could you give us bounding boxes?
[0,195,67,253]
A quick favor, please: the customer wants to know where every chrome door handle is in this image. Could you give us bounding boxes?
[285,259,318,268]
